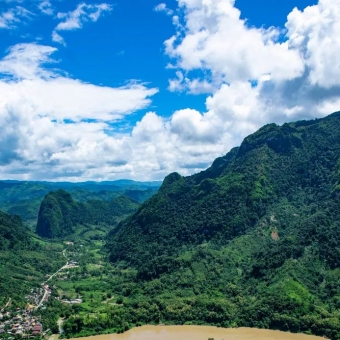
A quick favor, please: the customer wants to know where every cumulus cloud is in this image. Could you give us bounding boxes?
[52,2,112,44]
[160,0,340,163]
[165,0,304,86]
[0,46,223,181]
[1,0,340,181]
[0,43,158,180]
[286,0,340,88]
[154,3,174,16]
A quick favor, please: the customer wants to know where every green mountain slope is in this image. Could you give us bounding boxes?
[101,112,340,339]
[0,211,30,250]
[107,112,340,265]
[36,190,140,239]
[0,211,64,306]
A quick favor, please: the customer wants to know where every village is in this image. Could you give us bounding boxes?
[0,307,46,339]
[0,281,55,339]
[0,246,80,339]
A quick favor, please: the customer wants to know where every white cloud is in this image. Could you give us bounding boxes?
[156,0,340,170]
[165,0,304,87]
[0,47,223,182]
[0,43,159,180]
[0,44,157,121]
[52,2,112,44]
[1,78,158,121]
[0,6,32,29]
[166,0,340,93]
[154,3,174,16]
[51,31,65,46]
[38,0,53,15]
[1,0,340,182]
[0,44,57,80]
[286,0,340,88]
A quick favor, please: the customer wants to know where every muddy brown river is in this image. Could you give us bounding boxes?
[68,325,325,340]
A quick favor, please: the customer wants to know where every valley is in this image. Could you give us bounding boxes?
[1,113,340,340]
[0,181,160,339]
[2,0,340,337]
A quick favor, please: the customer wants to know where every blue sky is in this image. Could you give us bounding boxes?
[0,0,316,118]
[0,0,339,181]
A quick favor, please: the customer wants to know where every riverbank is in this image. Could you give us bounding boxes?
[65,325,326,340]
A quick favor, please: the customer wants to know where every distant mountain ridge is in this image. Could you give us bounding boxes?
[1,179,161,189]
[0,180,161,224]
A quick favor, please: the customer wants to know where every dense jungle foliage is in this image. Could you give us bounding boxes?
[36,190,140,239]
[85,112,340,339]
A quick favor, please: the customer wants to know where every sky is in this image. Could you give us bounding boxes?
[0,0,339,182]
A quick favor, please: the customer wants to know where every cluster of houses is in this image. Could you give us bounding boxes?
[0,309,45,338]
[25,284,52,309]
[25,288,46,307]
[0,247,81,339]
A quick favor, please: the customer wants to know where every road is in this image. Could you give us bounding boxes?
[35,249,69,310]
[35,247,79,310]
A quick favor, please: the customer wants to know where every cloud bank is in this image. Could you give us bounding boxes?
[158,0,340,166]
[0,43,158,180]
[1,0,340,181]
[139,0,340,180]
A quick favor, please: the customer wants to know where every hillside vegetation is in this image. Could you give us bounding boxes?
[0,211,64,306]
[92,112,340,340]
[0,182,151,308]
[36,190,140,239]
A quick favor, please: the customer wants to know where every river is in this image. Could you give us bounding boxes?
[67,325,325,340]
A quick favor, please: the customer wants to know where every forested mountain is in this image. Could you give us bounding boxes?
[101,112,340,339]
[36,190,140,239]
[107,112,340,265]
